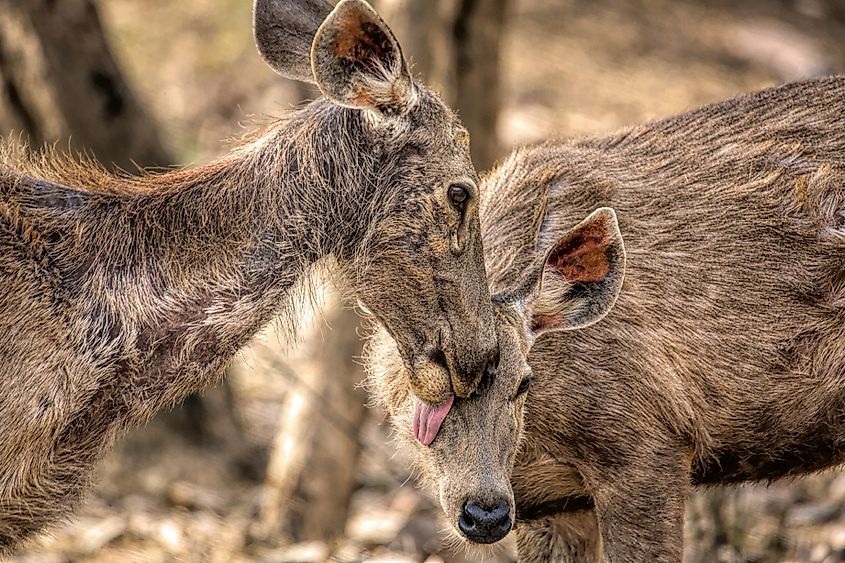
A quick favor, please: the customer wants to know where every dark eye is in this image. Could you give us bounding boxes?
[448,183,469,211]
[515,377,531,398]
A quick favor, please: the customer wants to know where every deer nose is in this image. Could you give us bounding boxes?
[443,346,499,398]
[458,499,512,544]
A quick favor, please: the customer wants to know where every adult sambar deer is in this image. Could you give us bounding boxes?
[369,76,845,562]
[0,0,497,551]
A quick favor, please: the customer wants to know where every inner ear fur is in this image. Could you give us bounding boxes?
[531,207,626,333]
[311,0,416,114]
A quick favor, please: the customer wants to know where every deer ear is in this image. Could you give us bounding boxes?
[311,0,417,115]
[528,208,625,337]
[253,0,333,83]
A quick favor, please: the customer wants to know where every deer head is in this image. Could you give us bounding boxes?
[254,0,497,401]
[368,208,626,544]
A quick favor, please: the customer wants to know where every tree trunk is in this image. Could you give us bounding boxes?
[449,0,508,171]
[0,0,170,168]
[251,295,368,544]
[376,0,509,171]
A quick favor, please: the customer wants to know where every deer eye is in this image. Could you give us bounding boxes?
[448,183,469,212]
[514,377,531,399]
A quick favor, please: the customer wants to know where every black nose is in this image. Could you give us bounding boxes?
[458,499,512,544]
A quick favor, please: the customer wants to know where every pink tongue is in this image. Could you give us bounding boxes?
[413,395,454,446]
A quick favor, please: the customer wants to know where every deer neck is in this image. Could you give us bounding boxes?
[9,103,379,412]
[121,105,374,345]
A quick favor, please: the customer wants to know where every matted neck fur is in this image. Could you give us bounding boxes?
[0,0,494,550]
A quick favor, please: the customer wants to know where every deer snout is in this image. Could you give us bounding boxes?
[450,345,499,398]
[410,340,496,402]
[410,349,454,404]
[432,347,477,398]
[458,498,512,544]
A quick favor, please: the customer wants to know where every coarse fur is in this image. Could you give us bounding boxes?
[0,0,497,551]
[368,75,845,561]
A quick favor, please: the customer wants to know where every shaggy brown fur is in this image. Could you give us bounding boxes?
[0,0,497,551]
[368,75,845,562]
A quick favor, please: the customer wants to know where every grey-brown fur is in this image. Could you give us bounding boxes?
[368,75,845,561]
[0,0,496,551]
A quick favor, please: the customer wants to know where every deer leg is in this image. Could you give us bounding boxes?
[515,509,601,563]
[584,449,690,563]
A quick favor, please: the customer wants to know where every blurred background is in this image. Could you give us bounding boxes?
[1,0,845,561]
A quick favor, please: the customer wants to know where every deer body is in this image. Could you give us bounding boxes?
[0,112,364,546]
[369,76,845,562]
[0,0,497,551]
[487,75,845,562]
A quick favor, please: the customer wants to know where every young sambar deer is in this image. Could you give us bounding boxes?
[368,76,845,561]
[0,0,497,551]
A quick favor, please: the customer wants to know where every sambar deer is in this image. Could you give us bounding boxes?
[368,75,845,562]
[0,0,497,551]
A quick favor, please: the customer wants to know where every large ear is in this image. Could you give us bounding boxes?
[311,0,417,115]
[253,0,333,83]
[528,208,625,336]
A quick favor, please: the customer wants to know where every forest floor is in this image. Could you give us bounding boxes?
[11,0,845,561]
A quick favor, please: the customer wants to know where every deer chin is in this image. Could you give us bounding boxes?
[412,394,454,446]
